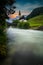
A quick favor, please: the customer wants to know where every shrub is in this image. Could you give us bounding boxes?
[18,21,30,29]
[0,31,7,60]
[12,20,19,27]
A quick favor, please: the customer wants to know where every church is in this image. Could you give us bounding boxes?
[19,10,27,22]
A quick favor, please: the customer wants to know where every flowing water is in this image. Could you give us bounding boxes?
[4,27,43,65]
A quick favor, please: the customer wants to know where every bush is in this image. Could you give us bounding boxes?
[0,31,7,60]
[18,22,30,29]
[12,20,19,27]
[23,22,30,29]
[0,20,7,61]
[17,22,23,28]
[0,20,7,31]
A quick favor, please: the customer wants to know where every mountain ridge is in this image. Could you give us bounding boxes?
[26,7,43,20]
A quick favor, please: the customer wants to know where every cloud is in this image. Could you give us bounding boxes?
[15,2,43,12]
[24,3,43,9]
[8,13,18,18]
[9,2,43,18]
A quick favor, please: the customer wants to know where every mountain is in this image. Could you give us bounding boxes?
[27,15,43,30]
[26,7,43,20]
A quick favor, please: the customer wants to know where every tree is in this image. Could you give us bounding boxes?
[0,0,16,31]
[0,0,16,61]
[18,22,30,29]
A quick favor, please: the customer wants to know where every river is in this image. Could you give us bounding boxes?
[4,27,43,65]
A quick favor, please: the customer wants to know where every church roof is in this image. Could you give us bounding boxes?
[19,15,26,20]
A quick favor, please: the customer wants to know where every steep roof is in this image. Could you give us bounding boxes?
[19,15,25,20]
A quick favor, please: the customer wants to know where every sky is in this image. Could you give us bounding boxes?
[9,0,43,19]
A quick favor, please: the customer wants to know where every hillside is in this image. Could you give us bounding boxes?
[26,7,43,20]
[28,15,43,30]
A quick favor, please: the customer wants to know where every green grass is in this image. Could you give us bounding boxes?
[28,15,43,28]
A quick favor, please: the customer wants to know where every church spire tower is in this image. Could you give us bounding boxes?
[19,10,21,18]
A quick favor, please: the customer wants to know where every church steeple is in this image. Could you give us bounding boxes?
[19,10,21,18]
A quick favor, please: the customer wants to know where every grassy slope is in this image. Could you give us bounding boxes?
[27,15,43,29]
